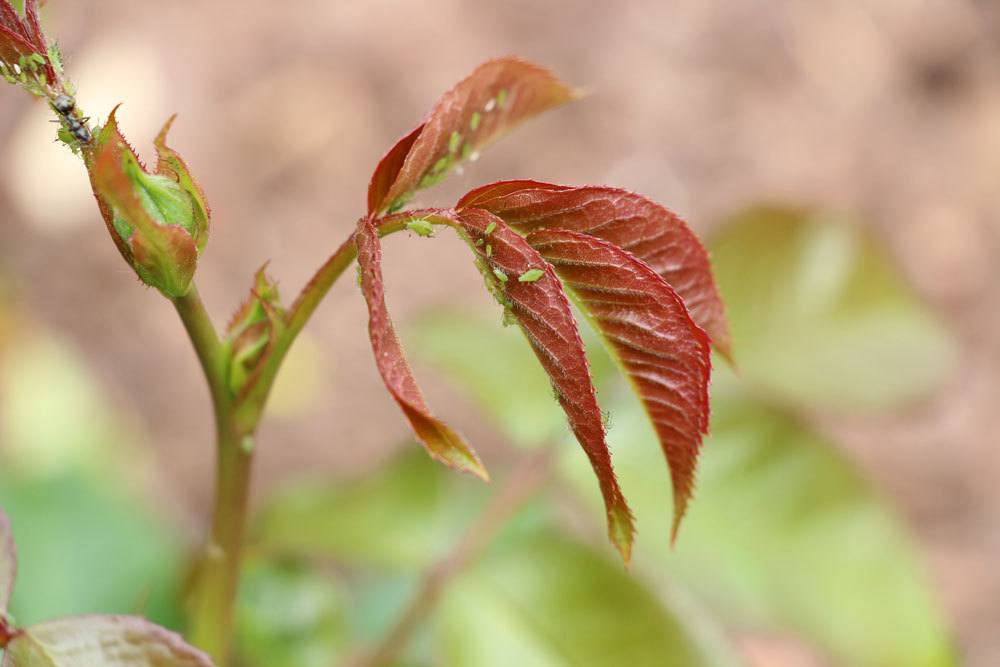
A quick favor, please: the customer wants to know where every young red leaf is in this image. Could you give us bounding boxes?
[0,510,14,614]
[355,216,489,481]
[2,615,214,666]
[453,208,635,561]
[0,0,55,84]
[458,181,732,360]
[367,57,575,215]
[526,228,711,540]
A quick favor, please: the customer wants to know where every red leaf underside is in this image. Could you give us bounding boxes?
[459,181,731,360]
[367,57,575,215]
[454,208,635,561]
[355,216,488,481]
[527,228,711,539]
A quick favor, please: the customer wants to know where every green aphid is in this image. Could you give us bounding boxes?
[448,130,462,154]
[485,244,493,258]
[461,143,472,160]
[406,218,435,237]
[470,111,482,131]
[475,238,485,247]
[484,221,497,235]
[492,267,508,283]
[240,435,256,455]
[497,88,508,109]
[518,268,544,283]
[418,155,453,188]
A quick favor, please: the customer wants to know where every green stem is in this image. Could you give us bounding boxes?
[173,286,251,666]
[172,211,452,663]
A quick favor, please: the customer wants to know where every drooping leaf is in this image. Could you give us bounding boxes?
[563,379,958,667]
[0,510,13,614]
[367,58,575,215]
[2,616,214,666]
[253,449,487,570]
[438,533,742,667]
[355,216,488,480]
[528,228,711,540]
[710,206,956,411]
[452,208,634,561]
[459,181,731,359]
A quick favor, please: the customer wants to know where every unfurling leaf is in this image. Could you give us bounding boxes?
[225,267,284,399]
[0,509,14,615]
[453,208,635,561]
[87,108,209,298]
[459,181,731,359]
[2,616,214,666]
[367,58,575,215]
[0,0,56,89]
[527,228,711,539]
[355,217,488,481]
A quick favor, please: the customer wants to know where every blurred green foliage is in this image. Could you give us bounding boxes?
[0,326,184,630]
[710,207,956,412]
[0,205,962,666]
[402,207,958,666]
[235,557,346,667]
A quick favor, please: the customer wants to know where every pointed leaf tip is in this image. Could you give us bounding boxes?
[453,208,634,559]
[355,217,489,481]
[367,57,575,215]
[527,228,712,539]
[458,180,732,361]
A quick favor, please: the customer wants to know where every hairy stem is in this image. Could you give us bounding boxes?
[344,447,555,667]
[173,286,252,666]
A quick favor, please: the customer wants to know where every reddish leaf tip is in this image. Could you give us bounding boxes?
[355,217,488,483]
[608,500,636,564]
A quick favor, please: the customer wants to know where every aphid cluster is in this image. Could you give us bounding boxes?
[51,93,91,144]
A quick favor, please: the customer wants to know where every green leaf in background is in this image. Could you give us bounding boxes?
[253,449,488,570]
[709,206,956,412]
[0,511,13,613]
[235,557,347,667]
[2,616,212,666]
[0,474,183,629]
[437,534,742,667]
[0,335,123,477]
[562,384,957,667]
[406,310,617,448]
[0,326,184,629]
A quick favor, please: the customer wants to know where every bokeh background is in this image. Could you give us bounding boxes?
[1,1,998,666]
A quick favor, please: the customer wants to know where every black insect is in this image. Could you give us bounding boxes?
[66,116,92,144]
[53,94,75,116]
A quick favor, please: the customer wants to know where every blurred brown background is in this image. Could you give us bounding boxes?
[1,1,998,665]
